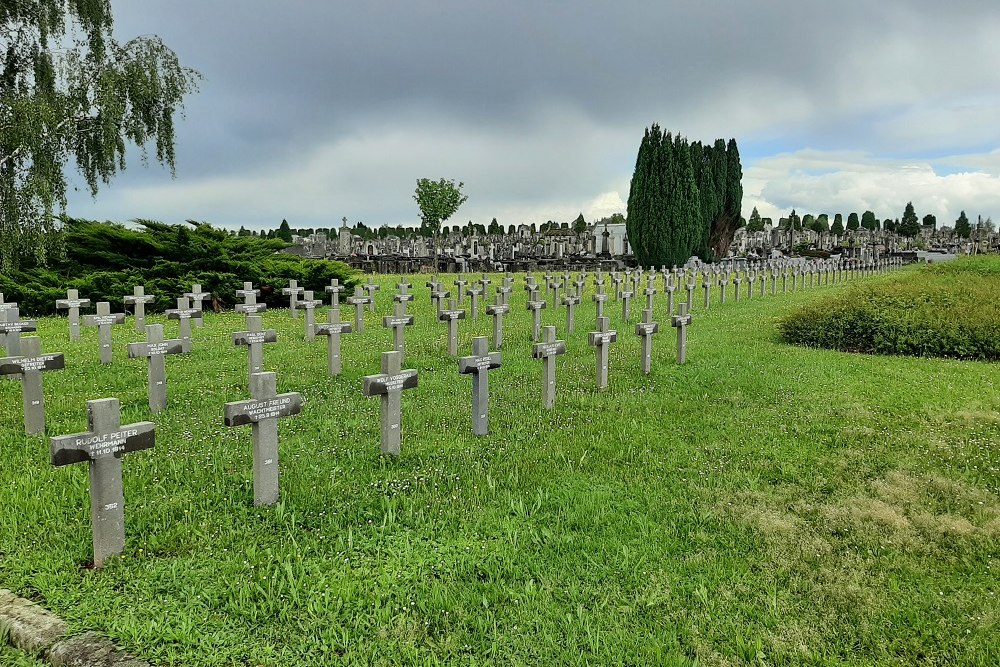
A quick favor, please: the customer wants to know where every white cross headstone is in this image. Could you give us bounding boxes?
[83,302,125,364]
[127,324,184,413]
[362,351,418,457]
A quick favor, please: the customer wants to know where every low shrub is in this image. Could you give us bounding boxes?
[777,257,1000,361]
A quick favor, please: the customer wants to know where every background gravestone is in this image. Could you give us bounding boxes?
[0,336,64,434]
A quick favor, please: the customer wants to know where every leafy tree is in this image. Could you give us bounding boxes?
[802,214,815,231]
[530,223,537,233]
[1,1,200,272]
[276,219,293,242]
[572,213,587,233]
[922,214,937,230]
[860,210,877,231]
[831,215,845,235]
[955,211,971,238]
[487,217,501,235]
[414,178,467,237]
[746,207,764,233]
[883,219,895,232]
[847,213,860,231]
[898,202,921,237]
[813,214,830,233]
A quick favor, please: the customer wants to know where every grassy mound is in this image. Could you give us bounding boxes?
[777,257,1000,360]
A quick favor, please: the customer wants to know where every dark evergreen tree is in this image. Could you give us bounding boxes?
[831,215,845,235]
[898,202,921,237]
[507,224,516,235]
[746,207,764,232]
[847,212,860,231]
[572,213,587,233]
[922,214,937,230]
[860,210,877,231]
[955,211,971,238]
[276,219,293,242]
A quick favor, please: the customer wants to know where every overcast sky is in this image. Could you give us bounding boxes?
[65,1,1000,232]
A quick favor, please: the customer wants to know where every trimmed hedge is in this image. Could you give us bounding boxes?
[777,257,1000,361]
[0,219,358,316]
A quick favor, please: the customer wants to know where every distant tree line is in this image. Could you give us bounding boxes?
[743,203,990,240]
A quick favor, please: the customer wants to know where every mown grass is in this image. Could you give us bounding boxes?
[1,266,998,666]
[777,257,1000,360]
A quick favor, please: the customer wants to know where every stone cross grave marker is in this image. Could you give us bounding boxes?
[383,300,414,359]
[760,268,769,297]
[316,308,352,376]
[326,278,345,307]
[468,284,482,319]
[233,315,277,380]
[702,273,712,309]
[526,288,546,342]
[364,276,380,312]
[620,283,634,322]
[532,326,566,409]
[592,283,608,319]
[733,272,742,302]
[671,302,693,365]
[183,283,212,328]
[394,278,414,306]
[458,336,502,436]
[479,273,492,296]
[588,316,618,389]
[782,267,789,293]
[235,282,267,319]
[632,270,642,298]
[123,286,155,333]
[486,292,509,349]
[282,279,305,318]
[83,302,125,364]
[548,277,562,308]
[685,276,696,310]
[0,305,37,357]
[499,275,513,306]
[346,286,372,333]
[362,351,418,457]
[574,274,586,298]
[665,276,677,315]
[425,276,441,311]
[50,398,154,568]
[0,294,13,352]
[127,324,184,413]
[54,289,92,341]
[165,297,203,353]
[438,298,466,356]
[224,372,303,506]
[0,336,64,434]
[612,273,623,300]
[562,287,580,334]
[635,308,660,375]
[717,272,728,305]
[644,276,657,311]
[431,288,450,317]
[454,274,468,303]
[746,270,756,300]
[296,290,323,342]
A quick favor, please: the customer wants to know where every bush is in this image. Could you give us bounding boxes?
[777,257,1000,361]
[0,219,358,316]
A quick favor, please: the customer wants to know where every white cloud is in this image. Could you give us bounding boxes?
[744,149,1000,223]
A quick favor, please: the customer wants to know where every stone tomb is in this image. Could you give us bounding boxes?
[588,316,618,390]
[50,398,155,568]
[295,290,323,342]
[55,289,92,341]
[671,302,693,365]
[233,315,277,381]
[0,305,36,357]
[282,279,305,318]
[224,372,303,506]
[634,308,660,375]
[183,284,212,328]
[0,336,65,434]
[83,302,125,364]
[532,326,567,409]
[362,351,418,457]
[438,299,467,357]
[127,324,184,413]
[123,286,155,333]
[458,336,502,436]
[165,297,203,353]
[382,301,415,359]
[316,309,353,376]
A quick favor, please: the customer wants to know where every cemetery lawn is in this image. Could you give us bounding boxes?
[1,269,998,666]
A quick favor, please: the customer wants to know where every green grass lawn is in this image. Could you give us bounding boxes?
[1,267,997,666]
